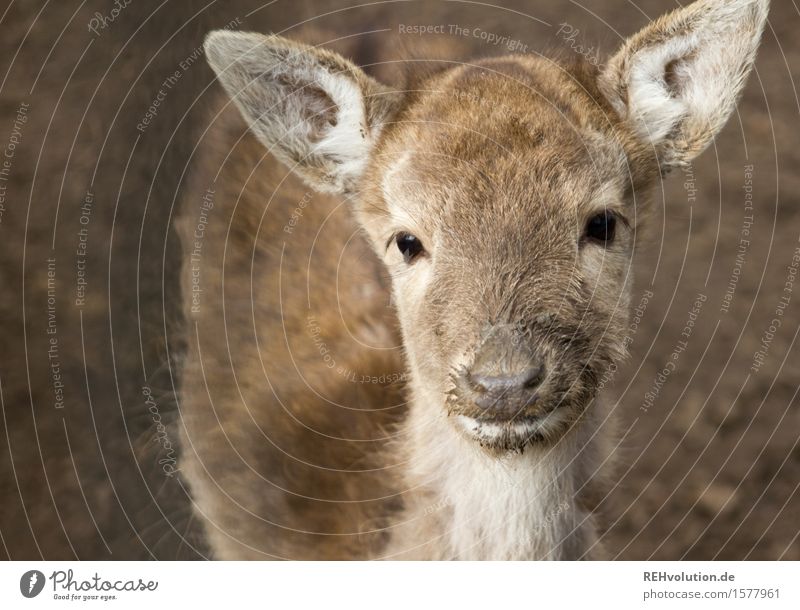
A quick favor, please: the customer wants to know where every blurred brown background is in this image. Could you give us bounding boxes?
[0,0,797,560]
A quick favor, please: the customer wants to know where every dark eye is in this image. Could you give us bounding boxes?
[585,211,616,244]
[395,232,425,263]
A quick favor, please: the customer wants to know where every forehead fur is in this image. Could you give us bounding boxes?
[365,55,635,242]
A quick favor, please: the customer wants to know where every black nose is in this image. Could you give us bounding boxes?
[468,364,544,414]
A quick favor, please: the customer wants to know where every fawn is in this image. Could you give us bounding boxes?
[177,0,768,559]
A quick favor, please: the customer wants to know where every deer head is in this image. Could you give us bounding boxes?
[204,0,768,452]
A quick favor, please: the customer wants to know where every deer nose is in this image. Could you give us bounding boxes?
[468,363,545,413]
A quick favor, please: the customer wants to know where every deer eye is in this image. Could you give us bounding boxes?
[585,211,616,244]
[395,232,425,263]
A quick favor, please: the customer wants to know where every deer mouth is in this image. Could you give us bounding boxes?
[454,408,573,451]
[444,368,578,449]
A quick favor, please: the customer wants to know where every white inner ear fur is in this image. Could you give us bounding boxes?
[307,68,372,189]
[623,36,696,143]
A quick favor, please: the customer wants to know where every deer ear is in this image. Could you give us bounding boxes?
[204,31,402,194]
[599,0,769,170]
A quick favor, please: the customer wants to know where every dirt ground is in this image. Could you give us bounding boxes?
[0,0,798,560]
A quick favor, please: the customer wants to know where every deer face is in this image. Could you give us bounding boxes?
[205,0,768,450]
[360,62,636,448]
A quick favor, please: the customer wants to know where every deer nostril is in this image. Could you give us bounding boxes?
[523,365,545,388]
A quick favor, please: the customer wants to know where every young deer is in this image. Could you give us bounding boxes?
[178,0,768,559]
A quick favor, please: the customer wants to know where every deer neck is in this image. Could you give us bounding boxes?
[389,392,601,560]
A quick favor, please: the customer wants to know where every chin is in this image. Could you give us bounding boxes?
[453,407,576,452]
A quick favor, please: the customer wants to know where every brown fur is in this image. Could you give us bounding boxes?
[176,104,406,558]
